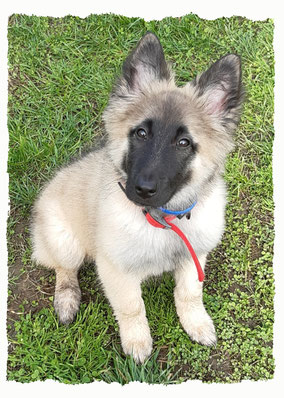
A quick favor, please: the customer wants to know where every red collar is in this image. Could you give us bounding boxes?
[144,210,205,282]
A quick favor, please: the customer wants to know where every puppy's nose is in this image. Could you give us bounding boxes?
[135,177,157,199]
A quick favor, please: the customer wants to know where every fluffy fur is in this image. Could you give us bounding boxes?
[31,32,244,363]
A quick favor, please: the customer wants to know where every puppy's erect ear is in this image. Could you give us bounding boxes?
[193,54,244,131]
[114,32,171,95]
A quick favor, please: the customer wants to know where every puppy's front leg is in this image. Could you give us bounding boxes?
[96,254,152,363]
[174,255,217,346]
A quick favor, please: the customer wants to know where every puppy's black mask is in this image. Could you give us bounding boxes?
[123,115,197,208]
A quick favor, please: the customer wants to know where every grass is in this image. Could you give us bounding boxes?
[7,13,274,384]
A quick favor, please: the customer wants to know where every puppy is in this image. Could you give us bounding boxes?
[31,32,243,363]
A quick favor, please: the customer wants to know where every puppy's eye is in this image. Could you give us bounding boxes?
[136,128,148,140]
[177,138,190,148]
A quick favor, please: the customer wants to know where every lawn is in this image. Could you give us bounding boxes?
[7,13,274,384]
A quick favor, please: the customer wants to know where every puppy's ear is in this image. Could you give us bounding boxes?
[114,32,171,95]
[193,54,244,131]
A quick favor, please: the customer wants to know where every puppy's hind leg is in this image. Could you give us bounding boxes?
[54,267,81,325]
[31,208,85,325]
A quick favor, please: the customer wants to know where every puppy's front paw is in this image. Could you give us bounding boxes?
[54,286,81,325]
[179,308,217,346]
[120,319,153,363]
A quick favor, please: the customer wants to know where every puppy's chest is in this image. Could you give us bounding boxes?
[104,210,219,276]
[116,221,188,274]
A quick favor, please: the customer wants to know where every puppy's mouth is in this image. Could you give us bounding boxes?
[118,181,168,208]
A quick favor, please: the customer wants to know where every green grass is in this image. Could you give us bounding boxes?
[7,14,274,384]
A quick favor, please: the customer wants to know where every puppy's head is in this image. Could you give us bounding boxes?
[103,32,244,208]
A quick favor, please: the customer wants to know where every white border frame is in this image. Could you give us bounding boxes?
[1,1,283,397]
